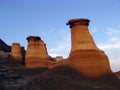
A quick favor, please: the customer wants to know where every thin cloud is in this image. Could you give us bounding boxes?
[97,26,120,72]
[98,40,120,72]
[98,42,120,50]
[48,41,70,58]
[106,27,120,35]
[91,26,98,33]
[48,29,71,58]
[99,27,120,50]
[110,60,120,72]
[109,37,118,41]
[49,53,62,58]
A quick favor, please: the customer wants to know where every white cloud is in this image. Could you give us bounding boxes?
[98,42,120,72]
[97,26,120,71]
[107,50,120,72]
[48,29,71,58]
[109,37,118,41]
[98,27,120,50]
[106,27,120,35]
[110,60,120,72]
[49,43,70,53]
[48,41,71,58]
[98,42,120,50]
[49,53,62,58]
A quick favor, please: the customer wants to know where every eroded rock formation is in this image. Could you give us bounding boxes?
[11,43,22,61]
[25,36,50,68]
[65,18,113,77]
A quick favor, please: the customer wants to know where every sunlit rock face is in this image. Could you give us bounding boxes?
[25,36,50,68]
[11,43,22,61]
[66,18,112,77]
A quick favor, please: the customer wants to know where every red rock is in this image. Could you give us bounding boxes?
[65,18,113,77]
[25,36,50,68]
[11,43,22,61]
[115,71,120,79]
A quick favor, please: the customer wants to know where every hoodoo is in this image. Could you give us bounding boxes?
[25,36,50,68]
[66,18,113,77]
[11,43,22,61]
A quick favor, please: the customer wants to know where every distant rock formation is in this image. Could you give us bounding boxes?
[65,18,113,77]
[55,56,63,62]
[0,39,25,62]
[25,36,50,68]
[11,43,23,61]
[0,39,11,52]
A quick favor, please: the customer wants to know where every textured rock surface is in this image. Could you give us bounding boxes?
[31,66,120,90]
[65,18,113,77]
[25,36,50,68]
[11,43,23,61]
[0,65,32,90]
[0,51,120,90]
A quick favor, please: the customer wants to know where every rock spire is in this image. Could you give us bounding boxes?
[66,18,112,77]
[25,36,50,68]
[11,43,22,61]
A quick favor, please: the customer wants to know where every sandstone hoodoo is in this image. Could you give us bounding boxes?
[66,18,113,77]
[25,36,50,68]
[11,43,22,61]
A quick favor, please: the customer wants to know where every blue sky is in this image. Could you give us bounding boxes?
[0,0,120,72]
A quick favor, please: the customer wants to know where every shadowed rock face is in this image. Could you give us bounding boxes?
[11,43,22,61]
[25,36,50,68]
[115,71,120,79]
[0,65,32,90]
[0,39,11,52]
[65,18,113,77]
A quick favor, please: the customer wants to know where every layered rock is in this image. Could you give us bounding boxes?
[25,36,50,68]
[66,18,112,77]
[0,65,32,90]
[11,43,22,61]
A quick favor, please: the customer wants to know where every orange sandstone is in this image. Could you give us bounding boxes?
[65,18,113,77]
[25,36,50,68]
[11,43,22,61]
